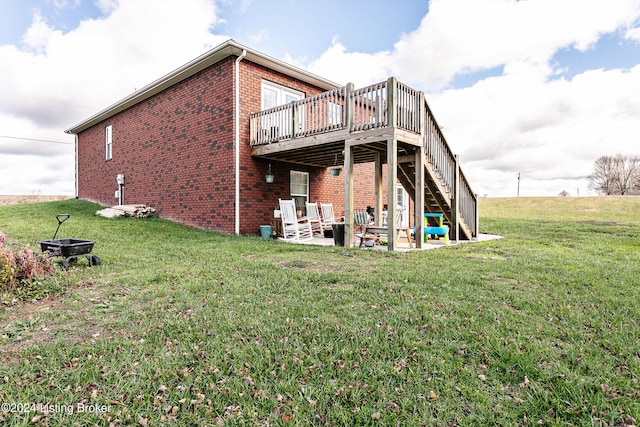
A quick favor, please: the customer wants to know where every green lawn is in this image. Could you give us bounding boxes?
[0,196,639,426]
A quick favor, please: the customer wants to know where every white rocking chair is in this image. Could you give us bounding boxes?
[320,203,344,231]
[279,199,313,241]
[305,202,324,236]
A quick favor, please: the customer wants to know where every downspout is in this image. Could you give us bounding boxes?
[74,134,78,198]
[234,49,247,235]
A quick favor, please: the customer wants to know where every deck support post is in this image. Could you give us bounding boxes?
[415,91,427,249]
[344,143,355,248]
[387,138,398,252]
[414,147,425,249]
[345,83,354,131]
[386,77,398,252]
[374,152,383,227]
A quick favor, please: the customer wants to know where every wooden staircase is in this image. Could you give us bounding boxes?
[396,97,478,241]
[398,157,476,240]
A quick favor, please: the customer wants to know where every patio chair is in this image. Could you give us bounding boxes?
[320,203,344,230]
[354,209,377,247]
[363,207,413,248]
[279,199,313,241]
[305,202,324,236]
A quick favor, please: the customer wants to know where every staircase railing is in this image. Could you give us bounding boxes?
[423,101,455,196]
[459,169,478,236]
[422,97,477,237]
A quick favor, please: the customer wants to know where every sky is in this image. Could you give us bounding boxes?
[1,0,640,198]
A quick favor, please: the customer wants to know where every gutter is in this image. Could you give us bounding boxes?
[234,49,247,235]
[74,134,78,198]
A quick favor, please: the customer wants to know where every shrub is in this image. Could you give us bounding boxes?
[0,232,55,292]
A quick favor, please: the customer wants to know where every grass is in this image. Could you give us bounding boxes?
[0,196,638,426]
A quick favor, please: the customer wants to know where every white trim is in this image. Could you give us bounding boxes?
[234,49,247,235]
[105,124,112,160]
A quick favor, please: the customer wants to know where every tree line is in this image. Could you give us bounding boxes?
[589,154,640,195]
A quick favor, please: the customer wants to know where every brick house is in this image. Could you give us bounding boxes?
[66,40,477,250]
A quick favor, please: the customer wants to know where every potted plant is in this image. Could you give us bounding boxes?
[330,153,341,176]
[265,163,274,183]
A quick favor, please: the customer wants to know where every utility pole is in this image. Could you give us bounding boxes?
[517,172,520,197]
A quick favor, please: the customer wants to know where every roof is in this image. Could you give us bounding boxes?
[65,39,342,134]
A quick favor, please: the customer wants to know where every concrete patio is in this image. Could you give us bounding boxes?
[277,232,503,252]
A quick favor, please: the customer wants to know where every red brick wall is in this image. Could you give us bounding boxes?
[237,60,332,233]
[76,54,412,234]
[312,164,414,226]
[78,58,237,231]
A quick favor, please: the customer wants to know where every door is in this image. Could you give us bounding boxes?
[396,185,409,228]
[290,170,309,215]
[261,81,305,139]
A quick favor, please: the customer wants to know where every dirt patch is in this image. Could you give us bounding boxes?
[0,283,120,362]
[0,195,71,206]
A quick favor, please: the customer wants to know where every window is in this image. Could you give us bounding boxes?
[290,170,309,214]
[261,81,304,109]
[328,101,342,126]
[105,125,112,160]
[261,81,305,138]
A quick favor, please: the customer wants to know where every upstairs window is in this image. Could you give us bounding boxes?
[105,125,112,160]
[261,81,304,109]
[261,81,306,138]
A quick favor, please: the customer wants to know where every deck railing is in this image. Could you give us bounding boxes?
[249,78,478,238]
[351,81,387,131]
[250,87,347,145]
[396,81,421,134]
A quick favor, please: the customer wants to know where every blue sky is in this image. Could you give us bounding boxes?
[1,0,640,197]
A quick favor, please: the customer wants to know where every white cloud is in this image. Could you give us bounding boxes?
[0,0,229,194]
[430,64,640,196]
[95,0,120,14]
[626,26,640,42]
[2,0,640,198]
[290,0,640,196]
[248,28,269,44]
[22,13,57,54]
[388,0,640,90]
[290,38,392,87]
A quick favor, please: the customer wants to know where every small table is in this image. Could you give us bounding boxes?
[423,213,449,244]
[359,226,413,248]
[272,215,283,237]
[424,213,444,227]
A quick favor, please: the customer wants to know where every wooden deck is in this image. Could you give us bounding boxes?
[249,78,479,250]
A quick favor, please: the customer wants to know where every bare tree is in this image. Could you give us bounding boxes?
[589,154,640,195]
[589,156,617,195]
[614,155,640,195]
